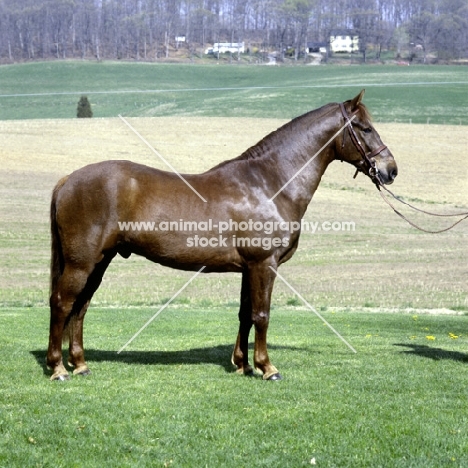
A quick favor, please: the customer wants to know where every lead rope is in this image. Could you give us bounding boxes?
[377,183,468,234]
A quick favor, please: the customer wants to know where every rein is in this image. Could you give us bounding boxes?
[340,102,468,234]
[377,184,468,234]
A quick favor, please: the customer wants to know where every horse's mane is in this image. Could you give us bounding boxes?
[207,100,372,172]
[207,103,336,171]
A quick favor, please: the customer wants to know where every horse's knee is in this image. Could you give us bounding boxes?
[252,310,270,329]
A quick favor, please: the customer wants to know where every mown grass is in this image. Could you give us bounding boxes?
[1,306,467,467]
[0,61,467,123]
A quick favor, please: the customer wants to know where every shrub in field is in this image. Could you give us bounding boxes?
[77,96,93,118]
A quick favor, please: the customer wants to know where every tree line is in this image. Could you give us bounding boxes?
[0,0,467,63]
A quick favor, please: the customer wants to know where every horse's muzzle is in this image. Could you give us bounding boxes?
[374,159,398,185]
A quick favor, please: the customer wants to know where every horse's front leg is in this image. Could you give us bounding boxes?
[250,262,281,381]
[232,270,254,375]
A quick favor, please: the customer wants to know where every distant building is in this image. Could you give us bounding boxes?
[329,31,359,53]
[205,42,245,55]
[306,42,328,54]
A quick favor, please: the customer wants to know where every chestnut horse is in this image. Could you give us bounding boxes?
[47,90,397,381]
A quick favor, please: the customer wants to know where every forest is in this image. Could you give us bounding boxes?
[0,0,467,63]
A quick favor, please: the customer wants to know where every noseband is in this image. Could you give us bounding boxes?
[339,102,387,187]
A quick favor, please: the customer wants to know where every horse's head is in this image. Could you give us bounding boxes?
[337,90,398,186]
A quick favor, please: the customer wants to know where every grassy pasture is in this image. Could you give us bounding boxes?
[1,307,468,467]
[0,61,467,124]
[0,117,466,310]
[0,62,467,465]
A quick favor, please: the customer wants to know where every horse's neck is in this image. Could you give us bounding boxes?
[208,107,339,213]
[264,114,337,207]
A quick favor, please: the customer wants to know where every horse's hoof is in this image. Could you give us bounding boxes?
[51,373,70,382]
[267,373,282,381]
[73,367,91,377]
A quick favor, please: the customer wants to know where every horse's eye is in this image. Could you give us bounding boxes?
[363,127,372,134]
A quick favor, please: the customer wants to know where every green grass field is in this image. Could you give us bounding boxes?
[0,61,467,123]
[1,307,468,467]
[0,62,467,466]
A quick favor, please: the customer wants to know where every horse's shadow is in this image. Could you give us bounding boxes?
[31,343,304,377]
[394,343,468,363]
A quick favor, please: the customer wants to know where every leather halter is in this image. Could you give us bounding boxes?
[339,102,387,186]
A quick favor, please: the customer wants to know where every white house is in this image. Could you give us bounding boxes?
[329,31,359,53]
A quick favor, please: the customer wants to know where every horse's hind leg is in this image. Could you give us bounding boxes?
[47,266,94,381]
[66,299,92,376]
[47,253,114,381]
[66,253,115,377]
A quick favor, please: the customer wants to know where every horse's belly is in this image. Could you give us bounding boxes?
[127,231,244,272]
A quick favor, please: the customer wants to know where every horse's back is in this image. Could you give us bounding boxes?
[55,159,169,214]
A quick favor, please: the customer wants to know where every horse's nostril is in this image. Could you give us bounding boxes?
[390,167,398,180]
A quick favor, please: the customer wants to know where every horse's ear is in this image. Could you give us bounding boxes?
[350,89,365,111]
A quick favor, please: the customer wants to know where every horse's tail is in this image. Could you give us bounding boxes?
[50,176,72,343]
[50,176,68,295]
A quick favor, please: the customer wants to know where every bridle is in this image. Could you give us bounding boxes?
[339,102,468,233]
[339,102,387,187]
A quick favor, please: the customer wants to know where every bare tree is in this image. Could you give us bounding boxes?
[0,0,466,62]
